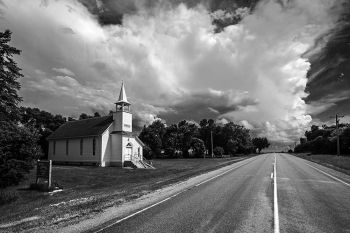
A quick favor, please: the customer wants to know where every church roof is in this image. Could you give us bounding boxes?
[47,116,113,139]
[115,81,130,105]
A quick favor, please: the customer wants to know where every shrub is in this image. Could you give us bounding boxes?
[213,146,224,157]
[0,122,41,188]
[142,145,154,160]
[0,190,18,205]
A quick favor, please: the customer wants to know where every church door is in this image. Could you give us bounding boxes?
[125,142,133,161]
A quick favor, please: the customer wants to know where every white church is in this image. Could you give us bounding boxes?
[47,82,152,168]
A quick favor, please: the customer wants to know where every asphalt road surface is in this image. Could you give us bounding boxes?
[91,154,350,233]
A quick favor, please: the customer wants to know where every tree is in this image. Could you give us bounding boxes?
[190,137,205,158]
[0,30,42,187]
[68,117,76,121]
[139,120,166,157]
[19,107,66,158]
[226,139,239,155]
[219,122,252,155]
[0,30,22,122]
[79,113,92,120]
[177,120,199,158]
[252,137,270,153]
[163,124,180,158]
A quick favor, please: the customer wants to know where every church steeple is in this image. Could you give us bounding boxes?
[115,81,131,112]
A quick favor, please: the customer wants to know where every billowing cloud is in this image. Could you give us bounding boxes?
[0,0,345,145]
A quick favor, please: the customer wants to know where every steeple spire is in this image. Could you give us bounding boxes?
[115,81,130,112]
[116,81,130,104]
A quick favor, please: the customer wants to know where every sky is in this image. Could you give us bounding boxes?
[0,0,349,146]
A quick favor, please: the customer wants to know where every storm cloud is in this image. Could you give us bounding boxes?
[0,0,347,145]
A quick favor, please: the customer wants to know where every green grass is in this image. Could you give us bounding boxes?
[293,153,350,175]
[0,156,251,231]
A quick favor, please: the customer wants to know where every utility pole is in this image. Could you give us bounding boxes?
[335,114,344,156]
[211,130,214,158]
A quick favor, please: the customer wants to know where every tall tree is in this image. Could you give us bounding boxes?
[0,30,41,188]
[0,30,22,122]
[177,120,199,158]
[163,124,180,158]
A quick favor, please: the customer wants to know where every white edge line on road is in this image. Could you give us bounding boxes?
[93,156,257,233]
[303,162,350,188]
[274,154,280,233]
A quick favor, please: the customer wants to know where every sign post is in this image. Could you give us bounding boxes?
[36,160,52,189]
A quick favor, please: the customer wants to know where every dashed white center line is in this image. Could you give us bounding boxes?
[274,154,280,233]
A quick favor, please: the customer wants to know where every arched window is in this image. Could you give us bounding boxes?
[66,140,69,155]
[80,138,83,155]
[92,138,96,156]
[53,140,56,155]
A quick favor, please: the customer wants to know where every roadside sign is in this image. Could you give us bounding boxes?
[36,160,52,188]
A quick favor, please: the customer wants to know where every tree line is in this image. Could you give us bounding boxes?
[294,124,350,155]
[139,119,270,159]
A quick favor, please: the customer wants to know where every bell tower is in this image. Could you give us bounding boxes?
[113,81,132,132]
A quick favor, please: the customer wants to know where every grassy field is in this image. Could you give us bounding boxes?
[293,153,350,175]
[0,156,251,231]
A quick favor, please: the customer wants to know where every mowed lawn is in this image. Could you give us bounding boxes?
[293,153,350,175]
[0,157,250,231]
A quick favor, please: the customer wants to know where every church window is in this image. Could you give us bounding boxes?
[53,141,56,155]
[80,138,83,155]
[66,140,69,155]
[93,138,96,156]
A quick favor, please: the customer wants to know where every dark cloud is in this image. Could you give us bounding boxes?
[157,89,258,123]
[305,1,350,121]
[78,0,260,31]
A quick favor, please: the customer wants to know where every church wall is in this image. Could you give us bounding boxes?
[111,134,123,162]
[48,137,101,163]
[101,125,123,167]
[101,125,112,167]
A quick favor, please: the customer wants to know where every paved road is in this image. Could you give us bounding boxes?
[91,154,350,233]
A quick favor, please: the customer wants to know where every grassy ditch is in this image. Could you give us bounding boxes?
[293,153,350,175]
[0,156,252,231]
